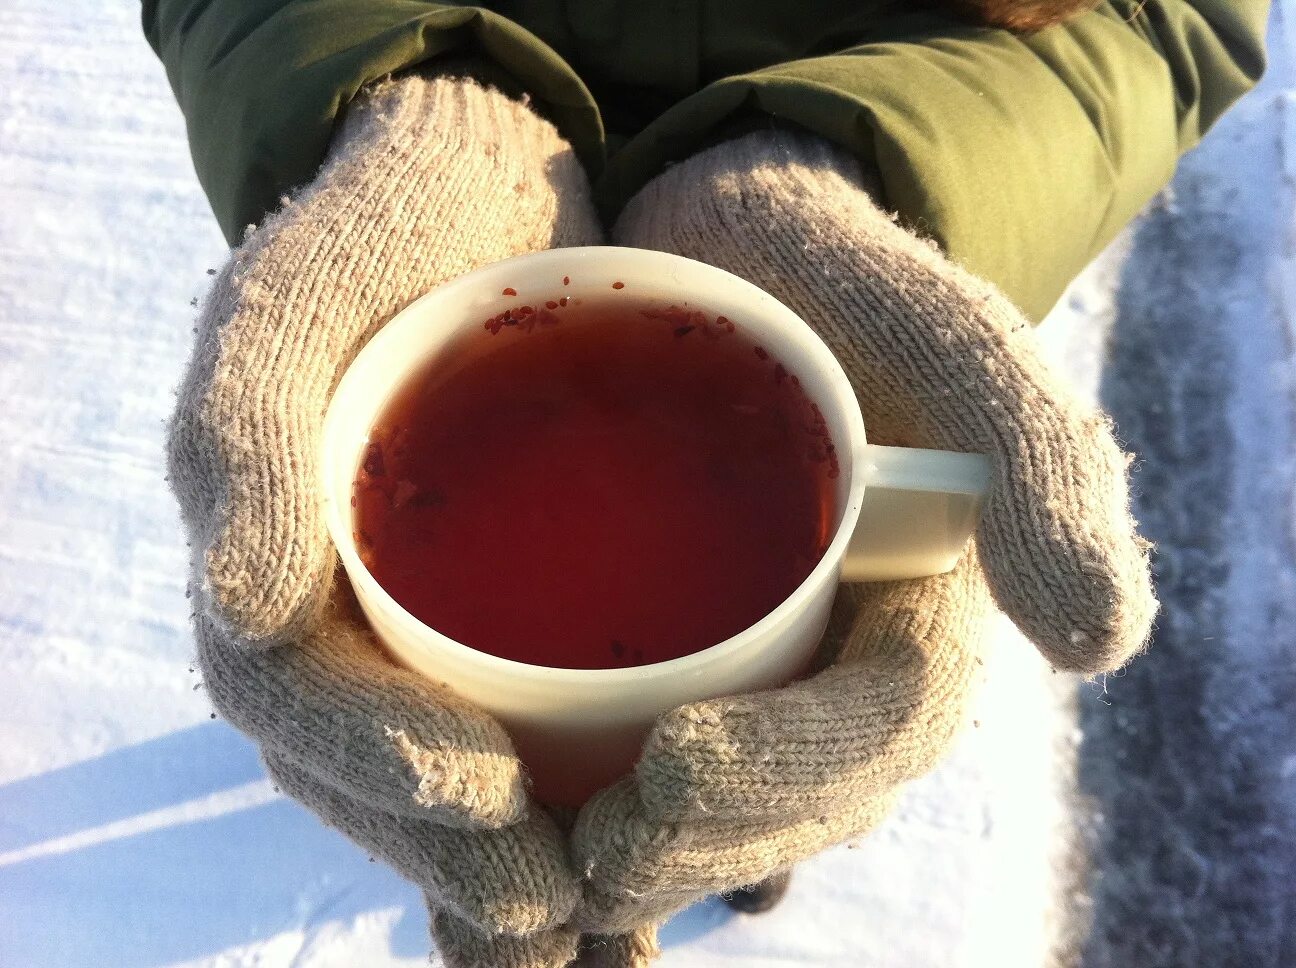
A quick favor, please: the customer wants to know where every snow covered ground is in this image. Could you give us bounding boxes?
[1,3,1292,967]
[1071,19,1296,966]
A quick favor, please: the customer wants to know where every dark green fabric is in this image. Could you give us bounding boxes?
[144,0,1269,319]
[142,1,605,242]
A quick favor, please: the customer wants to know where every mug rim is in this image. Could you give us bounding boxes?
[320,246,868,687]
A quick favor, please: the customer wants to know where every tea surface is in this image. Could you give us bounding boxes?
[353,293,837,669]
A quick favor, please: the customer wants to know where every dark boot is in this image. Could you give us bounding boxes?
[721,869,792,914]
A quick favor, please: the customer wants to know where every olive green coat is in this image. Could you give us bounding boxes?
[143,1,1268,319]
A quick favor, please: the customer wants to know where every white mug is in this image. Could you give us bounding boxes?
[321,247,990,806]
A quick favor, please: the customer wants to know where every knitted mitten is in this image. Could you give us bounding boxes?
[167,72,602,968]
[570,131,1156,937]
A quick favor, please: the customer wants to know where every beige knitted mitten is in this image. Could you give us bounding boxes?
[570,131,1157,937]
[167,72,602,967]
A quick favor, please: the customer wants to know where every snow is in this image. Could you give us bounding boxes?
[1069,13,1296,966]
[1,2,1292,966]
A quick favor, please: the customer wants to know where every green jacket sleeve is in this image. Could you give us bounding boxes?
[141,1,604,245]
[146,1,1267,320]
[598,2,1270,319]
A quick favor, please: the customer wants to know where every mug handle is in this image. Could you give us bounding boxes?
[841,444,992,582]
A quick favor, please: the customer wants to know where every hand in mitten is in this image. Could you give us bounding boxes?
[168,72,603,968]
[571,132,1157,938]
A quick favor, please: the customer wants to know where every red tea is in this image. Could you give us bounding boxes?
[352,291,838,669]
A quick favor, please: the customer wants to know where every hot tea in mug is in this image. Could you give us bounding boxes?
[321,247,990,805]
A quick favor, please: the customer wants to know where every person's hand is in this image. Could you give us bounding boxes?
[168,72,602,968]
[569,132,1157,939]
